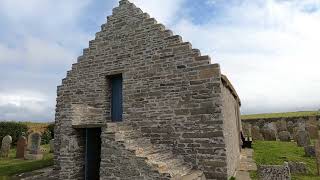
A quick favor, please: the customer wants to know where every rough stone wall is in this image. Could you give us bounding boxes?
[221,77,241,178]
[54,0,241,179]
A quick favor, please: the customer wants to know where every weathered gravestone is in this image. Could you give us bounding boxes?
[276,120,288,132]
[287,121,295,134]
[278,131,291,142]
[25,132,43,160]
[49,139,54,153]
[0,135,12,158]
[16,136,27,159]
[306,124,319,139]
[304,145,316,157]
[251,125,264,140]
[296,130,311,147]
[261,123,277,141]
[258,162,291,180]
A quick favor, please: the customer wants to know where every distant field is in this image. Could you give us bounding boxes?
[241,111,320,120]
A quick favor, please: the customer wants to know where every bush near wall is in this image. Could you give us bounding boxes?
[0,121,55,145]
[0,122,28,145]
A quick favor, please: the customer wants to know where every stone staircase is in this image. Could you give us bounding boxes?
[106,123,206,180]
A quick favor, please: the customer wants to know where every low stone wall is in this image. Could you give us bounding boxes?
[242,115,320,141]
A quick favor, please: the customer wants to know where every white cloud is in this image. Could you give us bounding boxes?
[172,0,320,113]
[130,0,185,25]
[0,91,53,121]
[0,38,76,65]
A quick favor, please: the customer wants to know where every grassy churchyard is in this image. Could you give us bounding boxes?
[250,141,320,180]
[0,145,53,178]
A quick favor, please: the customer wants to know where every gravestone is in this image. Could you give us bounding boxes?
[251,125,264,140]
[50,139,54,153]
[261,123,277,141]
[25,132,43,160]
[0,135,12,158]
[16,136,27,159]
[287,121,295,134]
[288,161,307,174]
[304,145,315,157]
[278,131,291,142]
[242,123,251,137]
[258,162,291,180]
[306,124,318,139]
[276,120,288,132]
[296,130,311,147]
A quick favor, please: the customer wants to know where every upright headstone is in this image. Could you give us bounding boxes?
[50,139,54,153]
[278,131,291,142]
[296,130,311,147]
[306,124,319,139]
[276,120,287,132]
[0,135,12,158]
[251,125,264,140]
[261,123,277,141]
[287,121,295,134]
[16,136,27,159]
[25,132,43,160]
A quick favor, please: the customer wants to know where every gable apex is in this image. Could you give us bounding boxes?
[119,0,130,6]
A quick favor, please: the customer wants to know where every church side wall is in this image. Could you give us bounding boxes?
[221,84,241,178]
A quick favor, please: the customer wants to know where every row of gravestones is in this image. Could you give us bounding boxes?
[245,121,318,144]
[0,132,54,160]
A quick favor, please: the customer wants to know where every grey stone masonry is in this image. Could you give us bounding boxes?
[54,0,241,179]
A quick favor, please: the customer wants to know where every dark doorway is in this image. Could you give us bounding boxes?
[110,75,123,122]
[85,128,101,180]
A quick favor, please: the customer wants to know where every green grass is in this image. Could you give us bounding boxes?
[251,141,320,180]
[242,111,320,120]
[0,144,53,176]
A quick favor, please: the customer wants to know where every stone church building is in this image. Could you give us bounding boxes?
[54,0,242,179]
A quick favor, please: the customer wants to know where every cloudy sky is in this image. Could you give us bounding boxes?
[0,0,319,122]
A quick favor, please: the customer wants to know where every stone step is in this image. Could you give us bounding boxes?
[174,170,206,180]
[106,123,205,179]
[146,151,174,161]
[192,49,201,57]
[136,146,168,157]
